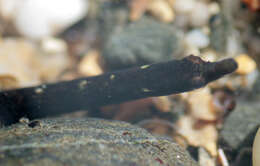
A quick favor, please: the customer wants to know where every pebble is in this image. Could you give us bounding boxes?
[38,37,70,81]
[187,88,217,121]
[208,2,220,15]
[13,0,88,39]
[235,54,257,75]
[173,14,190,28]
[199,148,215,166]
[41,37,67,54]
[177,115,218,156]
[226,31,243,56]
[0,75,18,90]
[147,0,175,23]
[189,2,210,27]
[102,17,183,70]
[0,38,70,88]
[78,50,104,76]
[220,101,260,150]
[0,0,20,21]
[173,0,195,14]
[0,39,40,88]
[185,29,210,49]
[210,14,244,55]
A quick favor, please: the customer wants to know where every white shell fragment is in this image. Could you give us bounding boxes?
[13,0,88,39]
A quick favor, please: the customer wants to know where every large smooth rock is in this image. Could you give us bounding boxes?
[0,118,197,166]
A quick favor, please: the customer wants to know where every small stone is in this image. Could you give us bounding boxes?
[41,37,67,54]
[210,14,243,55]
[14,0,88,39]
[208,2,220,15]
[0,75,18,90]
[98,1,129,44]
[177,115,218,156]
[102,17,183,70]
[0,38,70,86]
[129,0,149,21]
[152,96,172,112]
[78,50,104,76]
[0,0,21,21]
[0,39,41,88]
[186,88,217,121]
[36,43,70,81]
[185,29,210,49]
[235,54,257,75]
[199,148,215,166]
[173,0,195,14]
[147,0,175,23]
[243,0,260,11]
[220,100,260,150]
[174,14,190,28]
[18,117,29,124]
[189,2,210,27]
[201,26,211,35]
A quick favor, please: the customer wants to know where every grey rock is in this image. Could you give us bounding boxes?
[97,1,129,45]
[220,101,260,150]
[102,17,183,70]
[0,118,198,166]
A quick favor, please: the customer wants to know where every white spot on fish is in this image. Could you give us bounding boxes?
[140,65,150,69]
[79,80,88,89]
[142,88,152,92]
[35,88,43,94]
[110,74,115,80]
[41,84,47,89]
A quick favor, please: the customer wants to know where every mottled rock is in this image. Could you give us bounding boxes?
[0,118,198,166]
[102,17,183,70]
[220,101,260,150]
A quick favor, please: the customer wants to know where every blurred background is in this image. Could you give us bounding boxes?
[0,0,259,165]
